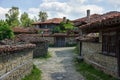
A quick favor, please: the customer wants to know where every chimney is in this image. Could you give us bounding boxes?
[63,17,66,23]
[87,9,90,23]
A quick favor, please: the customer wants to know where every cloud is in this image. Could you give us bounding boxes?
[40,2,71,13]
[28,8,39,14]
[108,0,120,10]
[79,5,104,14]
[42,0,57,2]
[69,0,86,4]
[0,7,9,20]
[38,0,104,19]
[108,0,120,6]
[0,7,22,20]
[27,8,40,19]
[0,0,104,20]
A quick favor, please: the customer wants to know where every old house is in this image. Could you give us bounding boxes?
[32,17,79,47]
[32,18,65,34]
[76,11,120,78]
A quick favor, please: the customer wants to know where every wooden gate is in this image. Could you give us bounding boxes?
[55,37,66,47]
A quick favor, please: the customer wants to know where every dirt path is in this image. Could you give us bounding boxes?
[33,47,84,80]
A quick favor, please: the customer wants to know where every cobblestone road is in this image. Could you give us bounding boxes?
[34,47,84,80]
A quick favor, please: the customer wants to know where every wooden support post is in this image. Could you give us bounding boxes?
[79,41,82,56]
[116,31,120,78]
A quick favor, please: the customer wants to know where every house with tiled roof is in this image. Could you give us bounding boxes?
[32,17,78,47]
[72,14,102,27]
[76,10,120,78]
[32,17,66,34]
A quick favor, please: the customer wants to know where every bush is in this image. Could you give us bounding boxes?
[52,26,61,33]
[0,20,14,40]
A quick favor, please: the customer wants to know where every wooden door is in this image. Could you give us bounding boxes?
[55,37,65,47]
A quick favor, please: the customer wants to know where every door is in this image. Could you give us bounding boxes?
[55,37,65,47]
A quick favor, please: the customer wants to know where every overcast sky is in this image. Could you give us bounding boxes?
[0,0,120,20]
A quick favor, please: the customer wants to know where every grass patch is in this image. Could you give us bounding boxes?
[74,58,117,80]
[22,65,42,80]
[73,44,79,55]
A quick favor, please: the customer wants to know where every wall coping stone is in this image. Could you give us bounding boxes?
[0,44,36,53]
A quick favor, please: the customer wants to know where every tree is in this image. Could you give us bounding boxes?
[20,12,34,27]
[38,11,48,22]
[0,20,14,40]
[52,20,74,33]
[63,20,74,30]
[52,26,61,33]
[33,16,38,22]
[58,19,74,33]
[5,6,20,27]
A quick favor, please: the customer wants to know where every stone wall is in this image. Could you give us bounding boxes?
[82,42,118,77]
[43,37,54,45]
[0,44,35,80]
[32,41,49,58]
[65,37,77,45]
[15,34,49,57]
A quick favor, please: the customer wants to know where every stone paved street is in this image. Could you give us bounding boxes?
[34,47,84,80]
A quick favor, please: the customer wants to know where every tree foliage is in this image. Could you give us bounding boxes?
[38,11,48,22]
[52,26,61,33]
[20,12,34,27]
[53,20,74,33]
[5,6,20,27]
[0,20,14,40]
[63,20,74,30]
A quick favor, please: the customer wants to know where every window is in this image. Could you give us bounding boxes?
[102,32,116,56]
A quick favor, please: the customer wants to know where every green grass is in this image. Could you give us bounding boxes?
[74,58,117,80]
[22,65,42,80]
[73,44,79,55]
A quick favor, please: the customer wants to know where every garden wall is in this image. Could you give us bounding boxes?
[0,44,35,80]
[82,42,118,77]
[16,34,49,57]
[43,37,54,45]
[65,37,77,46]
[32,41,48,58]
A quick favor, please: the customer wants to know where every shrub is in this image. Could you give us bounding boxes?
[0,20,14,40]
[52,26,61,33]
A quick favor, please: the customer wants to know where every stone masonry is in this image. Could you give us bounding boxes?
[0,44,35,80]
[82,42,118,77]
[32,41,49,58]
[65,37,76,46]
[15,34,49,58]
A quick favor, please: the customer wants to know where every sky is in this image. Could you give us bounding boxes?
[0,0,120,20]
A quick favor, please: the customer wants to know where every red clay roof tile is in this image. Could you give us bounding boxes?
[79,11,120,31]
[32,18,63,25]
